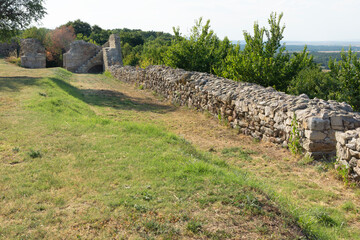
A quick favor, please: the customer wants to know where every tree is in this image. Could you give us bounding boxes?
[65,19,92,37]
[0,0,46,41]
[89,25,111,45]
[164,18,232,73]
[45,26,75,67]
[214,12,314,91]
[22,26,49,44]
[329,48,360,111]
[287,67,339,100]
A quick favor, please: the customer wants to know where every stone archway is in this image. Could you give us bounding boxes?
[88,64,104,73]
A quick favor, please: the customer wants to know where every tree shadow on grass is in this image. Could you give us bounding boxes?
[49,77,176,114]
[0,77,41,92]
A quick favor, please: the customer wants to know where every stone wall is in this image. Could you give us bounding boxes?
[0,40,19,57]
[336,129,360,181]
[103,34,123,71]
[63,40,101,72]
[109,65,360,162]
[20,38,45,68]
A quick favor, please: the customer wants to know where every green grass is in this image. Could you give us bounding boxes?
[0,60,360,239]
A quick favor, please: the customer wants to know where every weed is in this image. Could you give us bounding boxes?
[143,220,178,236]
[217,113,222,122]
[187,219,203,234]
[28,149,41,158]
[341,201,356,212]
[297,154,314,166]
[12,147,20,153]
[336,164,350,186]
[103,71,113,78]
[312,208,338,227]
[5,56,21,66]
[221,147,256,161]
[288,113,303,155]
[133,204,149,212]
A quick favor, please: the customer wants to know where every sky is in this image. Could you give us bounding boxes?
[36,0,360,42]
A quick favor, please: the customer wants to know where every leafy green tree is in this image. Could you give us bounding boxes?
[22,26,49,44]
[89,25,111,45]
[140,36,172,67]
[119,31,144,47]
[214,13,314,91]
[329,49,360,111]
[65,19,92,37]
[287,67,339,100]
[0,0,46,41]
[164,18,232,73]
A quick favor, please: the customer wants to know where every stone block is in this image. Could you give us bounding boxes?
[335,131,347,145]
[330,116,344,130]
[307,117,330,130]
[303,140,336,152]
[305,130,327,141]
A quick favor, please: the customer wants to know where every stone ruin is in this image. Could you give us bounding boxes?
[0,40,19,57]
[20,38,46,68]
[109,65,360,182]
[14,33,360,182]
[63,34,123,73]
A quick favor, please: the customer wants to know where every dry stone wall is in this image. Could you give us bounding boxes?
[109,65,360,165]
[336,129,360,181]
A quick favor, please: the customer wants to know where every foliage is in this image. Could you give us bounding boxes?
[328,48,360,111]
[45,26,75,67]
[214,13,314,92]
[287,66,339,100]
[139,36,171,67]
[0,0,46,41]
[89,25,111,45]
[5,56,21,66]
[164,18,233,74]
[65,19,92,37]
[21,26,49,45]
[336,164,350,187]
[288,113,302,155]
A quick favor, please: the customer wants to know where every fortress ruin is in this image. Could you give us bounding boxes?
[16,34,360,182]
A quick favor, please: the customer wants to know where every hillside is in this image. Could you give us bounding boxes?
[1,59,360,239]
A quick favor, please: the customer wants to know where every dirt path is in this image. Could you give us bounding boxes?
[73,72,360,235]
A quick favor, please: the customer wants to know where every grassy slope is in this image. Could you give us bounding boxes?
[0,59,359,239]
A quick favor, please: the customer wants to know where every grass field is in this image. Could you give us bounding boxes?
[0,59,360,239]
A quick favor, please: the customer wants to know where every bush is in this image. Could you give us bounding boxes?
[214,13,314,92]
[6,56,21,66]
[287,67,339,100]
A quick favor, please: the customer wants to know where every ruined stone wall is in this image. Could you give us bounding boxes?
[103,34,123,71]
[0,40,19,57]
[20,38,45,68]
[109,65,360,163]
[336,129,360,181]
[63,40,101,72]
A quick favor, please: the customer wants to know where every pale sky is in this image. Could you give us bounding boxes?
[36,0,360,42]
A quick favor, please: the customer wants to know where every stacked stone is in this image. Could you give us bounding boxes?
[20,38,46,68]
[0,40,19,57]
[109,65,360,161]
[336,129,360,181]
